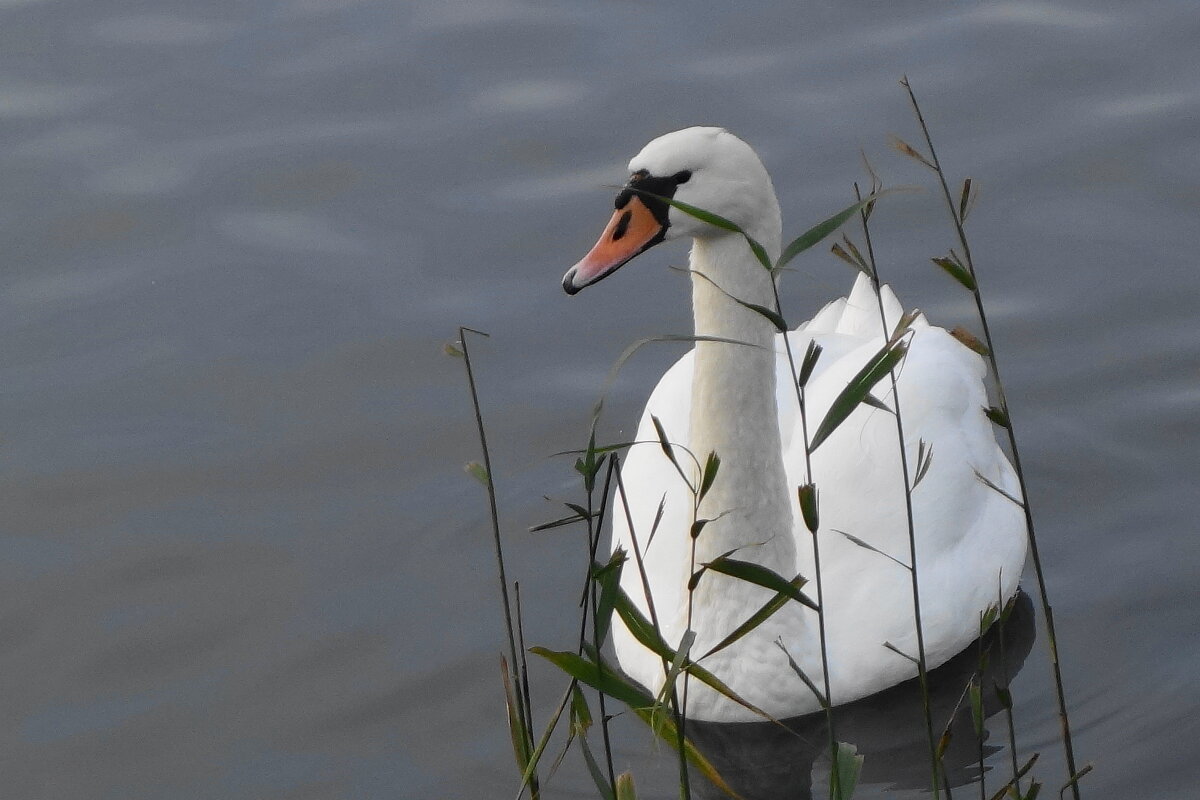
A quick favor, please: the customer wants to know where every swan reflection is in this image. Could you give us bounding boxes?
[684,591,1036,799]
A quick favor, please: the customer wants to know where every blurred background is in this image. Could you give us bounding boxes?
[1,1,1197,797]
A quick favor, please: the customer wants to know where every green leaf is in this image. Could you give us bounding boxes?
[777,194,881,271]
[592,549,625,646]
[443,341,464,358]
[615,771,637,800]
[979,601,1000,635]
[655,629,696,706]
[799,340,823,388]
[861,392,892,413]
[650,415,677,466]
[531,647,654,710]
[890,308,922,342]
[959,177,973,221]
[690,518,709,540]
[579,735,615,800]
[628,705,743,800]
[465,461,490,486]
[810,339,908,452]
[698,451,721,503]
[831,741,865,800]
[734,298,788,332]
[993,682,1013,711]
[515,697,566,800]
[985,405,1010,428]
[932,254,977,291]
[701,556,818,610]
[630,188,771,271]
[611,588,775,721]
[499,656,531,773]
[701,580,807,659]
[830,241,867,273]
[569,684,593,735]
[774,639,828,708]
[797,483,819,534]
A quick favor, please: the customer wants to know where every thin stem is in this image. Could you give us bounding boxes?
[584,454,620,793]
[613,455,691,800]
[769,279,842,799]
[514,583,540,800]
[458,327,537,793]
[854,185,944,798]
[900,76,1082,799]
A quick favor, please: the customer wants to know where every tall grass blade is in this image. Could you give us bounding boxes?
[903,76,1082,797]
[809,339,908,452]
[777,194,882,271]
[531,648,652,710]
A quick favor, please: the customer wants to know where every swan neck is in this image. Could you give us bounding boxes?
[687,232,794,567]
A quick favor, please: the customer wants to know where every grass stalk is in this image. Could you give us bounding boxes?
[457,326,540,798]
[768,279,844,800]
[612,455,692,800]
[852,182,945,798]
[899,76,1082,799]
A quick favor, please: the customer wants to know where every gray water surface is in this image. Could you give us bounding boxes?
[2,1,1198,798]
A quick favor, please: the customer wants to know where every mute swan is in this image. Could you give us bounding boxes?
[563,127,1027,722]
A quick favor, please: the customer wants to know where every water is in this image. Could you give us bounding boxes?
[1,1,1197,797]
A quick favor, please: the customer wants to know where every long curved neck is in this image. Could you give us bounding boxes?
[688,228,794,570]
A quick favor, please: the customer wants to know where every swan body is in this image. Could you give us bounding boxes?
[564,127,1027,722]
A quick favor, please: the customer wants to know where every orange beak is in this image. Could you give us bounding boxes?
[563,195,666,294]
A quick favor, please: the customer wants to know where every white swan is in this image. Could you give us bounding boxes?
[563,127,1027,722]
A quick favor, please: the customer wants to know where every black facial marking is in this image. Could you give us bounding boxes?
[613,169,685,226]
[612,209,632,241]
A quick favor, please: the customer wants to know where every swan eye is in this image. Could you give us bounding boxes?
[673,170,692,184]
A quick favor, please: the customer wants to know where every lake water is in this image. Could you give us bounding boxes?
[2,1,1198,798]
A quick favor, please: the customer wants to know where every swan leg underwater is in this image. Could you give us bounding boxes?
[562,127,1027,723]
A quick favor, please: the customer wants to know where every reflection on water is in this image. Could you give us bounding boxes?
[687,593,1035,799]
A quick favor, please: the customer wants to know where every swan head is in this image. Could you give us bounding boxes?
[563,126,780,294]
